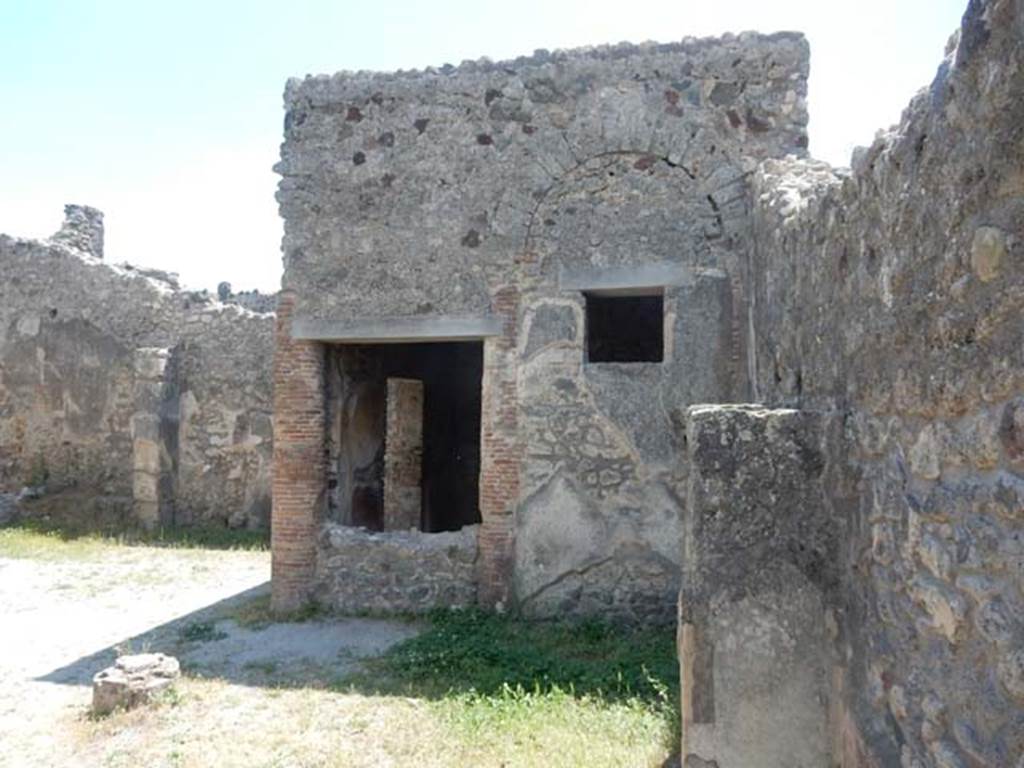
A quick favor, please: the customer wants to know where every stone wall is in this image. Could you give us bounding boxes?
[382,377,423,530]
[276,32,810,619]
[219,284,279,314]
[315,523,478,614]
[0,207,275,530]
[748,0,1024,763]
[679,405,832,767]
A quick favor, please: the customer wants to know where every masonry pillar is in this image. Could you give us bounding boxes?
[271,291,327,614]
[679,404,834,768]
[477,285,521,610]
[131,347,175,530]
[383,377,423,530]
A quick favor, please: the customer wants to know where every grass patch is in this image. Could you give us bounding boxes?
[433,685,671,766]
[178,621,228,643]
[242,660,280,676]
[343,607,680,760]
[138,524,269,551]
[349,607,677,703]
[0,517,268,559]
[221,593,275,628]
[0,526,112,560]
[77,666,674,767]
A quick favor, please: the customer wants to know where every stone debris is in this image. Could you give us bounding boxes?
[91,653,181,715]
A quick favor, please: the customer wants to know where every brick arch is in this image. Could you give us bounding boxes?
[519,142,740,270]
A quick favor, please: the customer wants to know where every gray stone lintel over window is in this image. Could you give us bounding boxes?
[559,263,727,295]
[291,314,504,343]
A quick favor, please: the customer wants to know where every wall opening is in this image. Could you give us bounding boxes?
[326,340,483,533]
[584,291,664,363]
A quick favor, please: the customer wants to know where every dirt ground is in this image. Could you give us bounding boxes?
[0,543,419,768]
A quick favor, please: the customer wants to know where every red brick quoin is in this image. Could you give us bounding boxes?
[477,285,522,609]
[271,291,327,613]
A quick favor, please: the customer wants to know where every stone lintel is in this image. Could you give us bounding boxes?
[559,263,727,295]
[291,314,503,343]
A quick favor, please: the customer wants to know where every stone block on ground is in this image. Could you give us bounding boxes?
[91,653,180,715]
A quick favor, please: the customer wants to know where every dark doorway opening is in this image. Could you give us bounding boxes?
[325,341,483,533]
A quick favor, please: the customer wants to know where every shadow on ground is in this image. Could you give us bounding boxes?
[35,583,421,692]
[35,588,678,716]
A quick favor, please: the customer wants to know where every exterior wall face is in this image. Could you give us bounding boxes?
[516,270,735,621]
[0,211,274,529]
[749,1,1024,764]
[277,34,809,617]
[277,34,808,322]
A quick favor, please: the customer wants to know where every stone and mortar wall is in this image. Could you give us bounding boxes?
[0,207,275,529]
[382,377,423,531]
[277,33,809,619]
[679,404,833,768]
[749,1,1024,764]
[315,523,478,613]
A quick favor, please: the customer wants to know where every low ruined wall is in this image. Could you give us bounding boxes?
[315,523,478,613]
[749,1,1024,763]
[0,208,275,529]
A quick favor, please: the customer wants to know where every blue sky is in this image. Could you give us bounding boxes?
[0,0,966,291]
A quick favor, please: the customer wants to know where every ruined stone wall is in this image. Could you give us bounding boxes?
[277,33,809,619]
[0,208,275,529]
[749,1,1024,763]
[222,287,279,314]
